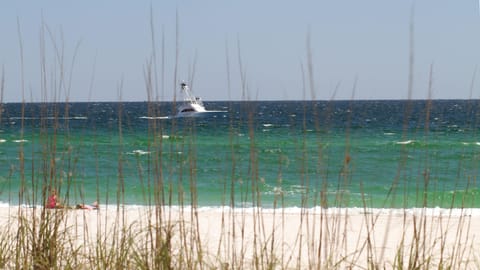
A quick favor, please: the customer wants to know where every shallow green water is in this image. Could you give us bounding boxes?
[0,100,479,208]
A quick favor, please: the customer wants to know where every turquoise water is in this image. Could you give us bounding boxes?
[0,100,479,208]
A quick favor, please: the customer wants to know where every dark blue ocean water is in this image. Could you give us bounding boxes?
[0,100,479,208]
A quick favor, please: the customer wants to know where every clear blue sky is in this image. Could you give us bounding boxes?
[1,1,479,102]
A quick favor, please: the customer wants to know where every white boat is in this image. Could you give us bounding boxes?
[176,82,207,117]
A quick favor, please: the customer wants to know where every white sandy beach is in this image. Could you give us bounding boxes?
[2,206,480,269]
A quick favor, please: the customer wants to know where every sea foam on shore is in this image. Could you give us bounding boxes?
[12,203,480,217]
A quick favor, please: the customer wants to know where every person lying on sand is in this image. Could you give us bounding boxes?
[46,189,99,210]
[76,201,99,210]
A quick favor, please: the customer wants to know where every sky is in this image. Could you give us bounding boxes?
[0,1,479,102]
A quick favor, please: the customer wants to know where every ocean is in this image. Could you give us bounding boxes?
[0,100,479,209]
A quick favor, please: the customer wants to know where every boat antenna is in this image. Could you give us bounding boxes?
[180,80,188,91]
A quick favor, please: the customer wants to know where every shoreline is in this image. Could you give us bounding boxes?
[10,203,480,216]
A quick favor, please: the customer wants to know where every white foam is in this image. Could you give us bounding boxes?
[130,150,150,155]
[10,116,87,120]
[2,203,479,217]
[101,205,480,217]
[396,140,414,145]
[139,116,171,120]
